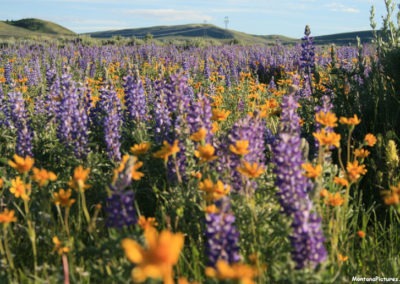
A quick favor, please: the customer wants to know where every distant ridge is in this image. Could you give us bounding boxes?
[0,18,378,45]
[87,23,297,45]
[0,18,75,38]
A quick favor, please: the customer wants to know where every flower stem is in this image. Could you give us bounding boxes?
[24,199,37,279]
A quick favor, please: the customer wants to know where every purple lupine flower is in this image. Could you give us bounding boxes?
[205,197,241,267]
[101,87,122,162]
[106,156,137,228]
[272,93,327,269]
[153,80,172,144]
[4,61,13,85]
[123,71,148,122]
[186,93,213,143]
[106,191,136,228]
[56,72,89,159]
[299,25,316,98]
[217,115,266,193]
[45,64,57,91]
[290,201,327,269]
[8,91,34,157]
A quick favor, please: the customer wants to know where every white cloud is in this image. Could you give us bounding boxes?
[123,9,212,22]
[326,3,360,13]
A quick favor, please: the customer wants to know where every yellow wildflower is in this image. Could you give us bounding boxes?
[324,192,345,207]
[236,161,264,179]
[199,179,230,201]
[52,236,70,255]
[339,114,361,126]
[130,142,151,155]
[313,129,341,148]
[138,216,158,231]
[131,156,144,181]
[32,167,57,187]
[53,189,76,208]
[153,140,180,162]
[211,109,230,121]
[10,176,31,200]
[205,260,258,284]
[364,133,377,147]
[0,209,17,224]
[68,165,91,191]
[229,140,250,156]
[315,111,338,128]
[8,154,34,173]
[121,227,184,284]
[333,176,350,187]
[194,144,218,163]
[354,148,370,159]
[346,161,367,182]
[301,163,322,179]
[190,128,207,142]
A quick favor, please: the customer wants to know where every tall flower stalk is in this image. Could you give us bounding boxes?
[273,93,327,269]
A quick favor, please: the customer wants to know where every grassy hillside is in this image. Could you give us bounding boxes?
[0,18,75,38]
[87,24,296,45]
[313,30,377,45]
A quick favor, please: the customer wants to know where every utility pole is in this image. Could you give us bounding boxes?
[224,16,229,30]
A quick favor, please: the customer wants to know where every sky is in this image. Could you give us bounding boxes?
[0,0,395,38]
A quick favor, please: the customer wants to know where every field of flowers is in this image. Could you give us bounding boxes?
[1,6,400,283]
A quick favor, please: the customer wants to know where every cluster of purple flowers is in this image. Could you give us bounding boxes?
[7,90,34,157]
[273,94,327,269]
[106,156,137,228]
[205,197,241,267]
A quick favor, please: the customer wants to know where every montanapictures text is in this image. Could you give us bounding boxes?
[352,276,399,282]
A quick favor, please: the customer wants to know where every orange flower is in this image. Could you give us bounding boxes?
[333,176,350,187]
[229,140,250,156]
[10,176,31,200]
[68,165,91,191]
[364,133,377,147]
[320,188,330,198]
[190,171,202,179]
[382,183,400,206]
[0,177,3,189]
[324,192,345,207]
[194,144,218,163]
[339,114,361,126]
[315,111,338,128]
[354,148,370,159]
[131,156,144,181]
[199,179,230,201]
[53,189,76,207]
[0,209,17,224]
[32,167,57,187]
[313,129,341,148]
[301,163,322,179]
[205,260,258,284]
[346,161,367,182]
[338,253,348,262]
[153,140,180,162]
[52,236,70,255]
[121,227,184,284]
[130,142,151,155]
[8,154,34,173]
[138,216,158,231]
[211,109,230,121]
[190,128,207,142]
[357,230,366,238]
[236,161,264,178]
[211,122,219,133]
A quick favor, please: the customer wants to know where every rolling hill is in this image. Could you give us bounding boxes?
[0,18,378,46]
[0,18,75,38]
[87,24,297,45]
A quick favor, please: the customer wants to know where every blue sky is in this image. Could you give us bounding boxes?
[0,0,394,38]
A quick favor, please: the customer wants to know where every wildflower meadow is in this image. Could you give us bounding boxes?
[1,2,400,283]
